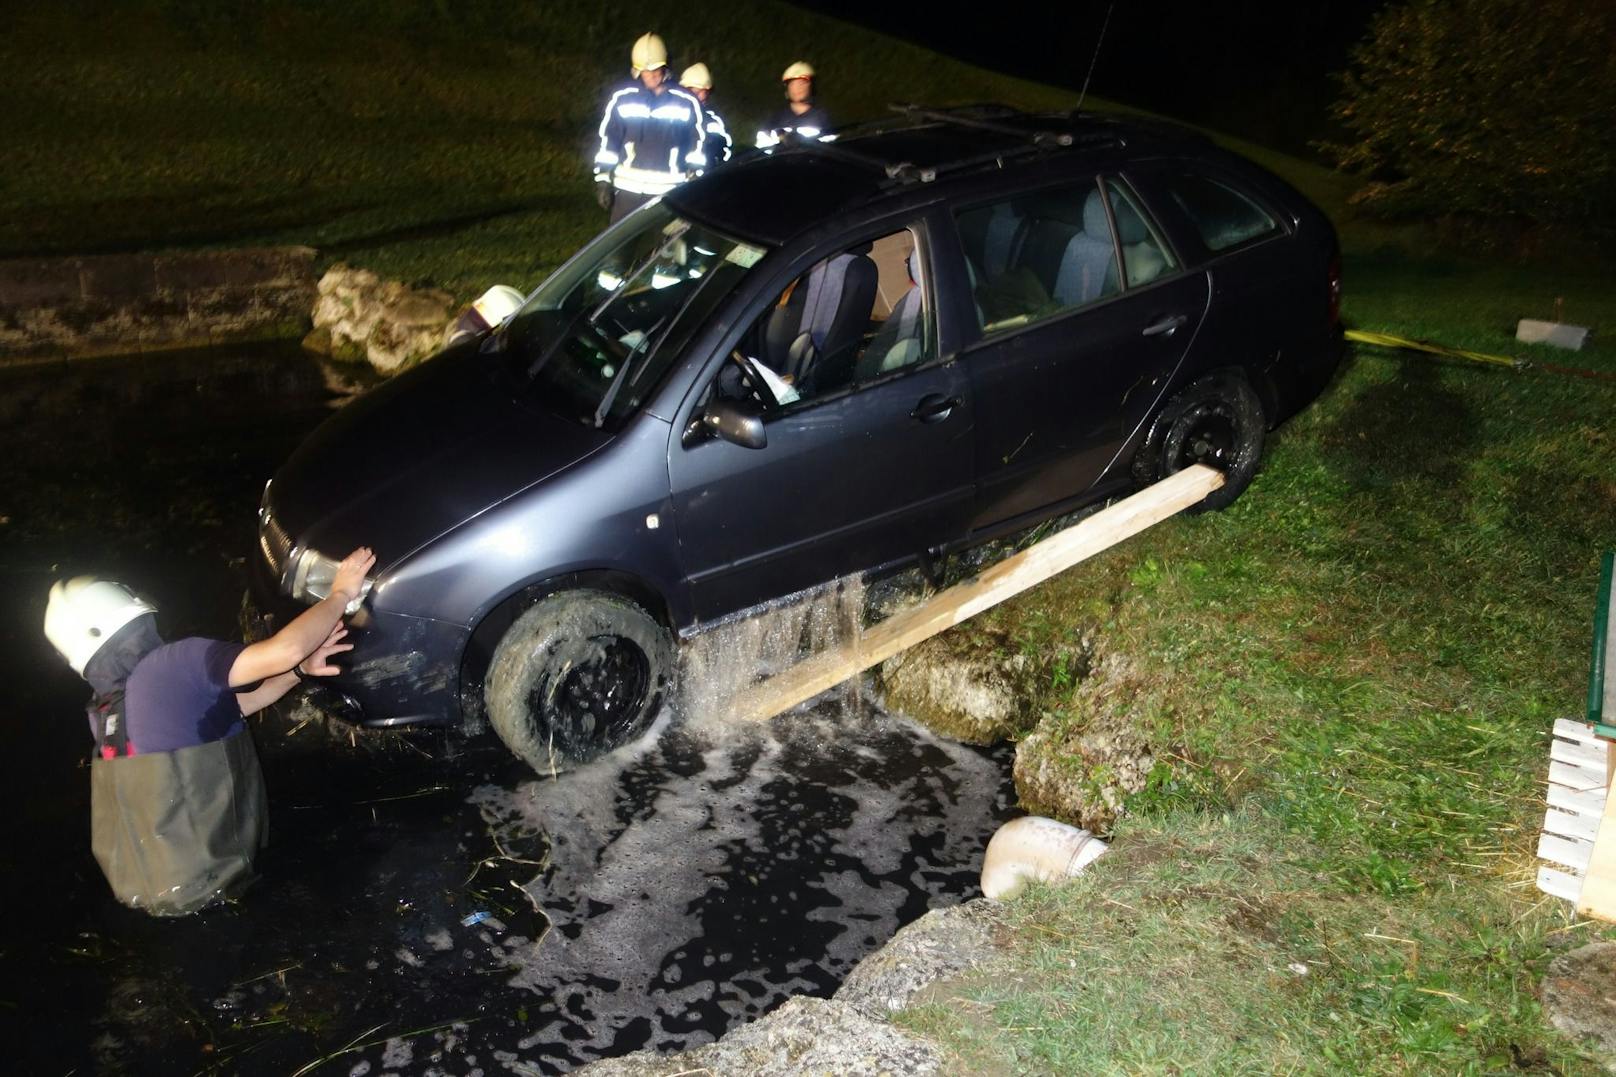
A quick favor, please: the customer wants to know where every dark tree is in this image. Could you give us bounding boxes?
[1327,0,1616,233]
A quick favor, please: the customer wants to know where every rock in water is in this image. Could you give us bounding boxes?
[879,629,1040,744]
[572,996,942,1076]
[1544,942,1616,1068]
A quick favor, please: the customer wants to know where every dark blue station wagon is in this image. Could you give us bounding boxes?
[252,107,1345,771]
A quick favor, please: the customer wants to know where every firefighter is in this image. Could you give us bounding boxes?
[679,63,733,167]
[757,60,833,148]
[592,33,707,223]
[43,547,374,916]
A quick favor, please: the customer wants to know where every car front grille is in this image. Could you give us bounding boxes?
[259,510,293,584]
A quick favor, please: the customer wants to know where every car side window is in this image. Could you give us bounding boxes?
[954,178,1120,336]
[1104,177,1178,289]
[1160,171,1280,253]
[714,225,934,411]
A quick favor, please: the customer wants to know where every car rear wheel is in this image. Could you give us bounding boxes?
[1145,373,1266,514]
[484,590,675,773]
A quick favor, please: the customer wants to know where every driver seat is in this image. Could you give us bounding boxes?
[765,244,878,395]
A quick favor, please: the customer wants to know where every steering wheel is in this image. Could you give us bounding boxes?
[726,348,772,407]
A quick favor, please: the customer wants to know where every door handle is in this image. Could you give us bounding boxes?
[1142,314,1187,338]
[911,393,959,423]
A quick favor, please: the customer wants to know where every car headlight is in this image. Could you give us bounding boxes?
[288,546,373,614]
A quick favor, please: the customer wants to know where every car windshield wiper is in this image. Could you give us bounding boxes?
[588,222,691,327]
[593,313,670,428]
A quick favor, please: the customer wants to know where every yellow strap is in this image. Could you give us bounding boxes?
[1344,328,1522,370]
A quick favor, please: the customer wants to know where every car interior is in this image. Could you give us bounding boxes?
[957,178,1176,334]
[722,227,931,410]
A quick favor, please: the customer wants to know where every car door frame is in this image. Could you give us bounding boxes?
[938,167,1213,542]
[663,202,978,623]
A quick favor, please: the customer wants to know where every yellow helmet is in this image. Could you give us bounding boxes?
[679,63,713,91]
[631,33,668,76]
[781,60,815,82]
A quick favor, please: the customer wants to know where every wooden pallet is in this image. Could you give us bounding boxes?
[1537,719,1612,906]
[1536,552,1616,916]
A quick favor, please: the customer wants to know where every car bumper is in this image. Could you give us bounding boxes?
[246,556,468,728]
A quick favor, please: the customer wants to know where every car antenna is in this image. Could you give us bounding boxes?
[1074,0,1116,115]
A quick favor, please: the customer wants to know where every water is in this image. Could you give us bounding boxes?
[0,344,1013,1074]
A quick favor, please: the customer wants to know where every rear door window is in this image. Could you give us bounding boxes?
[1104,177,1178,288]
[954,178,1120,335]
[1159,172,1280,253]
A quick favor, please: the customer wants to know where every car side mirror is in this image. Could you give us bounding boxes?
[696,399,767,450]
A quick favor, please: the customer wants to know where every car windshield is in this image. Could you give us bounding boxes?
[498,203,768,429]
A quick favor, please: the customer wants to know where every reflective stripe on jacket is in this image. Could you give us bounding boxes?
[593,83,706,195]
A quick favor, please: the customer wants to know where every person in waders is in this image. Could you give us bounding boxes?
[43,546,375,917]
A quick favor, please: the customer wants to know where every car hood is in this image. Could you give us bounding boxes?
[269,342,613,564]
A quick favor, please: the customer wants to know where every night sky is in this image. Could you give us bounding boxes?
[799,0,1388,155]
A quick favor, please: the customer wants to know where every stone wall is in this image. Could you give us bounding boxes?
[0,248,316,363]
[305,264,456,373]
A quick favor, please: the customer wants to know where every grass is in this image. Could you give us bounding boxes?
[9,1,1616,1070]
[905,217,1615,1070]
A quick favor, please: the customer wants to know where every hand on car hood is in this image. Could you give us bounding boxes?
[269,344,613,567]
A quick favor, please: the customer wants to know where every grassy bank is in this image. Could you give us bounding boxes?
[11,1,1616,1070]
[896,224,1615,1070]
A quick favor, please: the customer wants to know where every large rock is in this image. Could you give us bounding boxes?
[1013,648,1157,832]
[879,629,1042,744]
[1544,942,1616,1069]
[571,996,942,1076]
[309,263,454,373]
[835,899,1006,1017]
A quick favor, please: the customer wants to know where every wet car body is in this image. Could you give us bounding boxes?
[252,107,1344,743]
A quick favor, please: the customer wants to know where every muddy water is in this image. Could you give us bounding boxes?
[0,345,1012,1074]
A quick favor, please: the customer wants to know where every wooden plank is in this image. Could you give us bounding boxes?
[1539,832,1595,871]
[1553,718,1608,747]
[1576,778,1616,921]
[1552,737,1608,772]
[1550,759,1609,792]
[1544,804,1602,843]
[1538,865,1584,903]
[1547,784,1606,822]
[730,464,1226,724]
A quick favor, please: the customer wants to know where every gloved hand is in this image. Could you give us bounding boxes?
[595,183,615,211]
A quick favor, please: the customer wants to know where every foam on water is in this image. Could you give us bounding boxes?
[465,698,1010,1065]
[451,578,1013,1067]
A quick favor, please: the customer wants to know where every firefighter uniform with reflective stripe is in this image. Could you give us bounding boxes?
[699,101,734,165]
[756,103,834,149]
[593,83,707,221]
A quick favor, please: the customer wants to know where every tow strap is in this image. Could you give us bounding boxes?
[1345,328,1615,384]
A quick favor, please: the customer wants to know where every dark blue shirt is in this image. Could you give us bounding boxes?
[122,638,247,754]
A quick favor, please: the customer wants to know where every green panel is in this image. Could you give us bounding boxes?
[1591,551,1614,725]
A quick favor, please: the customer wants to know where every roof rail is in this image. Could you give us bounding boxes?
[765,103,1125,187]
[887,102,1074,148]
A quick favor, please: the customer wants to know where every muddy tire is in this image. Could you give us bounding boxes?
[1142,373,1266,514]
[484,590,674,773]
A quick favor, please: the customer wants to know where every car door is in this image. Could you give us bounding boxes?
[953,174,1209,531]
[667,215,975,624]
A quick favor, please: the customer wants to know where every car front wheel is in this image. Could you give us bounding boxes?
[484,590,675,773]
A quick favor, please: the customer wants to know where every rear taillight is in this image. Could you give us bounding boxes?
[1326,253,1342,325]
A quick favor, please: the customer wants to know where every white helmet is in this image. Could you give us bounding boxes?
[445,284,526,347]
[44,577,157,675]
[679,63,713,91]
[781,60,815,82]
[631,33,668,76]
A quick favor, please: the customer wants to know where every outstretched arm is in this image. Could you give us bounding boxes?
[229,547,374,689]
[235,623,355,717]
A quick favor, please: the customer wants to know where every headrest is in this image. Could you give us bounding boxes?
[906,246,921,286]
[1082,189,1109,238]
[1109,194,1149,245]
